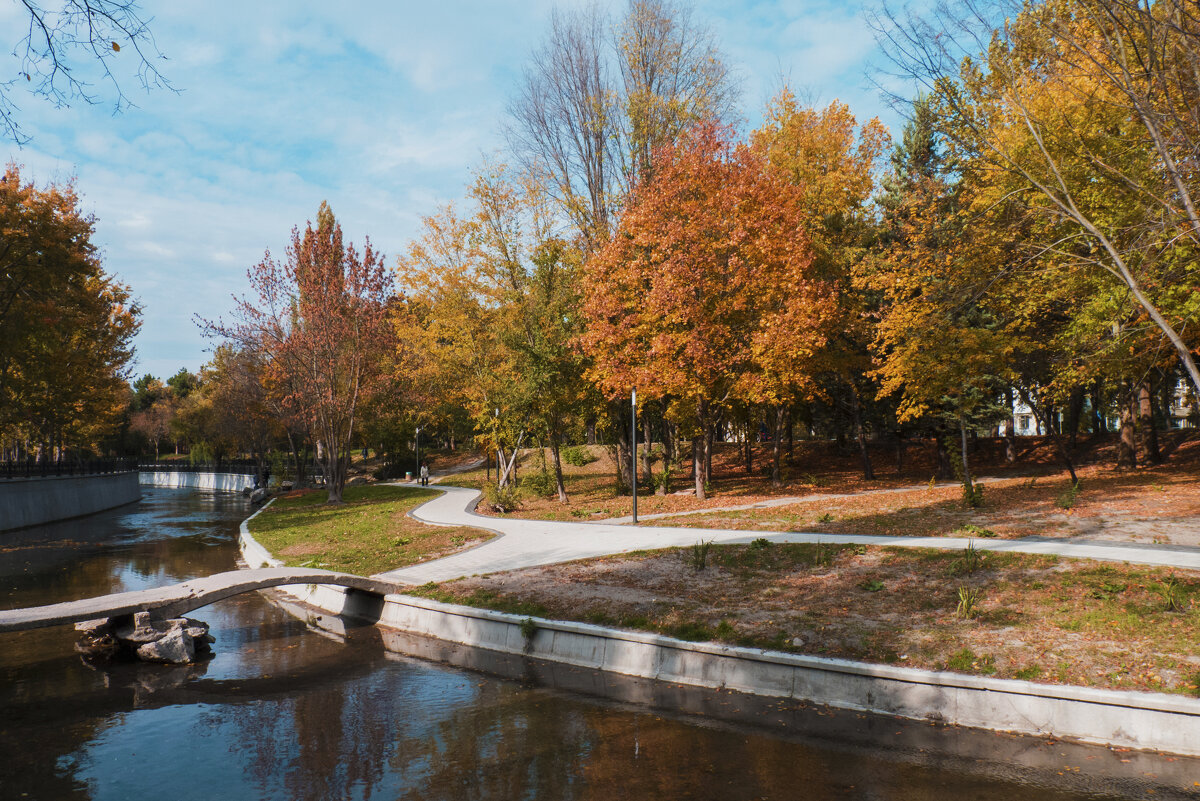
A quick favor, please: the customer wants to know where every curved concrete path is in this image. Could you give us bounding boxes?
[376,485,1200,584]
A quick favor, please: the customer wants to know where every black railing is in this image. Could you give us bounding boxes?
[138,460,260,476]
[1,458,139,479]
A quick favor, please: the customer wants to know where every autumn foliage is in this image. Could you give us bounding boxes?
[206,203,393,502]
[581,122,834,497]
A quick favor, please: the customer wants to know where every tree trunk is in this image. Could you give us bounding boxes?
[1091,380,1105,436]
[848,382,875,480]
[786,410,794,462]
[895,428,905,476]
[550,437,568,503]
[959,419,974,491]
[934,431,953,480]
[1139,381,1161,465]
[770,406,784,487]
[1066,385,1085,450]
[614,403,632,495]
[1118,390,1137,470]
[692,436,705,500]
[642,414,654,487]
[743,410,754,475]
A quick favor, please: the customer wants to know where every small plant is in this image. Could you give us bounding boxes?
[816,512,834,523]
[1156,575,1189,612]
[961,480,984,509]
[859,578,885,592]
[483,481,522,513]
[561,445,595,466]
[519,616,538,644]
[1188,670,1200,697]
[956,586,982,618]
[392,536,412,547]
[812,540,834,567]
[1015,665,1043,681]
[1056,480,1082,510]
[688,539,714,571]
[955,523,996,538]
[800,473,828,487]
[715,619,736,639]
[928,476,937,489]
[749,537,772,551]
[298,557,328,569]
[954,540,984,574]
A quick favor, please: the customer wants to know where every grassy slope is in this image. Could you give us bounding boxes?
[413,541,1200,696]
[247,485,490,576]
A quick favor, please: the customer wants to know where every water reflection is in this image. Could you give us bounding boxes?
[1,488,1197,800]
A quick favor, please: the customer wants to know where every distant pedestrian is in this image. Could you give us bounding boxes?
[419,462,429,486]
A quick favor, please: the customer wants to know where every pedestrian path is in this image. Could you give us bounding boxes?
[375,485,1200,585]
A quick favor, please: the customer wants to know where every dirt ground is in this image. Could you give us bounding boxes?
[423,541,1200,696]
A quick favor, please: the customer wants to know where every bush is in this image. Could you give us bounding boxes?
[520,470,556,498]
[483,481,522,513]
[561,445,596,466]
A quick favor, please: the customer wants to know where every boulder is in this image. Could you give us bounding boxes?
[74,618,112,636]
[249,488,269,504]
[136,627,195,664]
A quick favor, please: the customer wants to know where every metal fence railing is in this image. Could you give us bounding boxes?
[137,460,260,476]
[0,458,140,479]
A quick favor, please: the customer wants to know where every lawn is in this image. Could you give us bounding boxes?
[412,540,1200,695]
[247,485,490,576]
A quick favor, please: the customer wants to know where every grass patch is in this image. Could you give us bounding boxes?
[249,486,489,575]
[423,540,1200,695]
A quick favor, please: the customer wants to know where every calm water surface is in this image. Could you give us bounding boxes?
[0,487,1195,800]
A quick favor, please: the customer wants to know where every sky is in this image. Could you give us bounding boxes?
[3,0,913,381]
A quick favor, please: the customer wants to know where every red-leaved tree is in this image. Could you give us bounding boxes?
[581,122,834,498]
[204,202,394,503]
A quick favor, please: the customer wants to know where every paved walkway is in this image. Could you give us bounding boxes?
[375,485,1200,585]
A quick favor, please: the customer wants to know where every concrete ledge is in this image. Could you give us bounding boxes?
[139,471,255,492]
[237,517,1200,757]
[0,472,141,531]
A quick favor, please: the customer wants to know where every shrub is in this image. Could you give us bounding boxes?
[1156,575,1189,612]
[687,539,714,571]
[483,481,522,513]
[953,541,985,575]
[956,586,982,618]
[1056,480,1082,510]
[859,579,885,592]
[749,537,772,551]
[520,470,556,498]
[561,445,595,467]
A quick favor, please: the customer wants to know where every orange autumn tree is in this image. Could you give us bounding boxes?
[205,203,394,503]
[581,122,834,499]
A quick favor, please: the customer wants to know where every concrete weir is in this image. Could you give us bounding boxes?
[139,470,255,492]
[239,522,1200,757]
[0,472,141,531]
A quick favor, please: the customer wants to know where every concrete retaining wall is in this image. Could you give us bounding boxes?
[0,472,141,531]
[238,518,1200,757]
[140,471,255,492]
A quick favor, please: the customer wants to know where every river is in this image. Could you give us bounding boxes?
[0,487,1194,800]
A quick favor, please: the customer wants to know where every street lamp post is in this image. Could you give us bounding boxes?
[414,426,422,484]
[631,387,637,524]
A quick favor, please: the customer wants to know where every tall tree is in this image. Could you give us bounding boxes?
[204,203,393,503]
[581,123,831,499]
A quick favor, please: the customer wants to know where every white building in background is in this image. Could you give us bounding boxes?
[998,378,1196,436]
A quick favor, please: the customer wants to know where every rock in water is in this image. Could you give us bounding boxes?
[136,627,195,664]
[249,488,269,504]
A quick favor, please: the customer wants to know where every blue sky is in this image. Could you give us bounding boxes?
[4,0,910,380]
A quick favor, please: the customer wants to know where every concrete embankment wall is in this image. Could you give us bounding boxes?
[140,471,255,493]
[0,472,141,531]
[238,514,1200,758]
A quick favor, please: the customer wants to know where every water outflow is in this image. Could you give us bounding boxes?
[0,486,1192,800]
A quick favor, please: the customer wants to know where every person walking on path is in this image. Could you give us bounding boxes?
[419,462,430,486]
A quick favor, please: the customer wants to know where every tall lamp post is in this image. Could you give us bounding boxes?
[414,426,423,484]
[631,388,637,524]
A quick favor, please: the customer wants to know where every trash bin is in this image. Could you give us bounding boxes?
[405,471,413,481]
